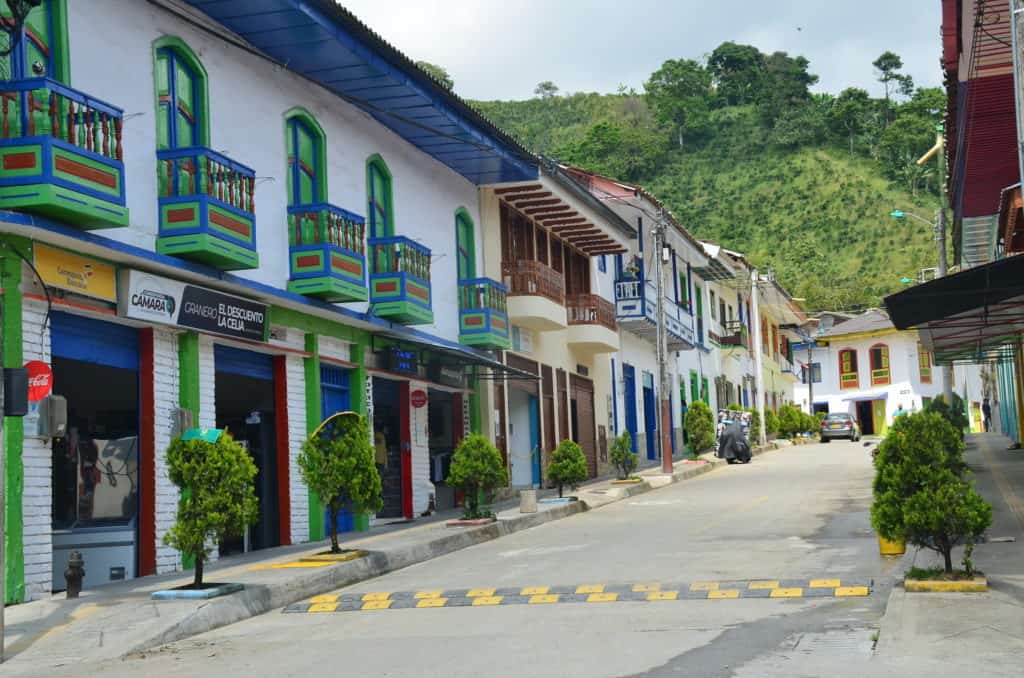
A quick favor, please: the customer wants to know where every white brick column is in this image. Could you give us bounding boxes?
[22,301,51,600]
[153,328,181,573]
[286,354,308,544]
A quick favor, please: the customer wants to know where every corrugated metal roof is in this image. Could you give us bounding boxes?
[179,0,537,185]
[819,309,894,338]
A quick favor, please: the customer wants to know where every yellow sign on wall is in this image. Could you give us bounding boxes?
[34,244,116,302]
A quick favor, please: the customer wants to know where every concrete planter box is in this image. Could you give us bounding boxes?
[904,576,988,593]
[299,550,367,563]
[151,583,244,600]
[446,517,498,527]
[611,478,644,485]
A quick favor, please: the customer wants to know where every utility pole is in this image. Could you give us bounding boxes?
[750,269,767,447]
[654,210,673,474]
[807,338,814,414]
[935,130,953,407]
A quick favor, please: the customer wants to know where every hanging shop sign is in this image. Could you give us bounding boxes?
[410,389,428,408]
[34,244,116,302]
[24,360,53,402]
[119,270,267,342]
[429,363,466,389]
[385,347,418,375]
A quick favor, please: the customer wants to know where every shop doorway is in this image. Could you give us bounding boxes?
[642,378,657,462]
[855,400,875,435]
[570,375,597,478]
[214,345,279,555]
[622,364,638,454]
[507,389,540,487]
[50,313,140,591]
[372,378,407,519]
[428,390,457,509]
[320,365,355,533]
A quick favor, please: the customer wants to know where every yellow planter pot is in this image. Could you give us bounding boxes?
[878,536,906,556]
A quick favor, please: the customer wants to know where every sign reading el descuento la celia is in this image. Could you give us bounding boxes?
[118,270,267,342]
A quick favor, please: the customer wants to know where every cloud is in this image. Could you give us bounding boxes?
[341,0,942,100]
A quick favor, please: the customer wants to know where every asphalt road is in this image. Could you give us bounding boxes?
[33,440,905,677]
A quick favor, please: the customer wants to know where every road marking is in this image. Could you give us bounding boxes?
[417,598,448,608]
[690,582,719,591]
[708,589,740,599]
[467,588,496,597]
[769,588,804,598]
[809,579,841,588]
[520,586,549,595]
[647,591,679,601]
[835,586,870,597]
[586,593,618,603]
[414,590,443,599]
[309,602,339,613]
[576,584,605,594]
[362,592,391,602]
[472,596,504,606]
[310,594,339,603]
[248,561,333,571]
[748,580,779,590]
[361,600,393,610]
[632,583,661,592]
[529,594,560,604]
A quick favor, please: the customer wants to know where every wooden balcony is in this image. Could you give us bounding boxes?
[502,260,567,332]
[567,293,619,354]
[715,320,749,349]
[0,78,128,228]
[287,203,367,302]
[369,236,432,324]
[459,277,510,350]
[156,147,257,270]
[613,279,694,349]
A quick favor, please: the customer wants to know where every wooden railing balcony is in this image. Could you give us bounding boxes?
[287,203,367,302]
[156,146,258,270]
[458,277,510,349]
[718,320,749,348]
[502,260,565,305]
[0,77,128,228]
[368,236,433,324]
[567,293,616,331]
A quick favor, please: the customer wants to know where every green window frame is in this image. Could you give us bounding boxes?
[1,0,70,84]
[152,37,210,151]
[918,345,932,384]
[690,370,699,404]
[455,208,475,280]
[284,108,327,206]
[839,348,859,390]
[366,154,394,238]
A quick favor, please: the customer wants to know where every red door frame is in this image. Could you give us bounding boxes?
[273,355,291,545]
[399,381,413,519]
[138,328,156,576]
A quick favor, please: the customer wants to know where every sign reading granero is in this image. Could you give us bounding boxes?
[118,270,267,341]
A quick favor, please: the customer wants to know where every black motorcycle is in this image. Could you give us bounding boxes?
[717,420,752,464]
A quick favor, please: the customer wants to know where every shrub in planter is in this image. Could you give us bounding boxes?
[447,433,507,519]
[902,471,992,573]
[685,400,716,453]
[164,432,258,588]
[547,439,588,497]
[765,409,780,436]
[745,406,761,441]
[298,413,382,554]
[801,412,818,435]
[777,404,803,437]
[925,393,969,439]
[814,411,827,426]
[609,430,637,480]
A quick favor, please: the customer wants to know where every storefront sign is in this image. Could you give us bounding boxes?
[385,347,418,375]
[429,364,465,389]
[119,270,267,342]
[34,244,116,302]
[410,389,427,408]
[25,360,52,402]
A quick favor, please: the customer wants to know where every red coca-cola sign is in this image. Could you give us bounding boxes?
[25,360,53,402]
[410,389,427,408]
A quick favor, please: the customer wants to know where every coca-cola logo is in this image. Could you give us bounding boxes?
[24,360,52,402]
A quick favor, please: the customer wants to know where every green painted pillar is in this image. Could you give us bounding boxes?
[176,331,200,569]
[469,366,482,434]
[304,333,324,541]
[350,341,368,418]
[0,238,27,604]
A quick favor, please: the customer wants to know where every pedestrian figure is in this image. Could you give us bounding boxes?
[982,398,992,432]
[680,398,689,445]
[893,403,907,419]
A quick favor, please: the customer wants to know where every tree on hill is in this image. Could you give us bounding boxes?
[760,51,818,124]
[534,81,559,99]
[708,42,765,106]
[873,51,914,121]
[416,61,454,90]
[830,87,872,155]
[644,58,711,149]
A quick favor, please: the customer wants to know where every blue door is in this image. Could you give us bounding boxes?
[528,395,541,486]
[643,384,657,461]
[320,365,352,533]
[623,364,638,454]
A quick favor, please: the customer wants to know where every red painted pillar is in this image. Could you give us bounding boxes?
[399,381,413,519]
[139,328,156,576]
[273,355,291,545]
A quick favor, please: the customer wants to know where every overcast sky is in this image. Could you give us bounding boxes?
[341,0,943,101]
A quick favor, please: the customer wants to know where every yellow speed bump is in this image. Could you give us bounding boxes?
[769,588,804,598]
[647,591,679,601]
[308,602,339,613]
[528,594,560,604]
[361,592,391,602]
[690,582,719,592]
[632,583,661,592]
[586,593,618,603]
[707,589,740,599]
[810,579,842,588]
[416,598,448,608]
[414,590,443,599]
[467,588,496,598]
[361,600,393,610]
[576,585,605,594]
[472,596,504,606]
[835,586,871,597]
[310,594,339,604]
[748,580,779,590]
[520,586,549,595]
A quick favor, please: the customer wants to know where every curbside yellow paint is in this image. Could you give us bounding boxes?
[586,593,618,603]
[769,588,804,598]
[835,586,871,596]
[414,590,443,599]
[810,579,842,588]
[416,598,448,608]
[310,594,340,604]
[748,580,779,590]
[647,591,679,601]
[248,561,333,571]
[362,592,391,602]
[708,589,740,599]
[520,586,549,595]
[472,596,504,606]
[690,582,720,591]
[361,600,393,610]
[576,585,605,594]
[904,579,987,593]
[529,594,560,604]
[467,588,496,597]
[632,583,661,592]
[309,603,339,613]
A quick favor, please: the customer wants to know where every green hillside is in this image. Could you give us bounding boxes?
[469,47,943,311]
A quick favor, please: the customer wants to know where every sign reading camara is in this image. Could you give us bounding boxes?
[119,270,267,342]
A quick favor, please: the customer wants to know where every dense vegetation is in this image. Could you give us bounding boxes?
[461,46,944,310]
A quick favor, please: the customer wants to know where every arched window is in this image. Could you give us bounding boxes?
[869,344,890,386]
[839,348,858,390]
[918,345,932,384]
[153,37,209,151]
[366,155,393,238]
[284,109,327,206]
[455,208,475,280]
[1,0,70,83]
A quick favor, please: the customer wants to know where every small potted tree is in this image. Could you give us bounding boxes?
[446,433,507,525]
[157,430,258,599]
[684,400,715,455]
[547,439,588,499]
[297,412,382,557]
[609,431,640,483]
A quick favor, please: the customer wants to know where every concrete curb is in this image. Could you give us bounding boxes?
[903,577,989,593]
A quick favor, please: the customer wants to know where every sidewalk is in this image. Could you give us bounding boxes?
[1,442,778,669]
[871,433,1024,676]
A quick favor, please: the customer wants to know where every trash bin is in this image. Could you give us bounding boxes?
[520,488,538,514]
[353,513,370,532]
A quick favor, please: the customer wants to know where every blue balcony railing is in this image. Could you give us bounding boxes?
[287,203,367,302]
[458,277,510,349]
[368,235,433,324]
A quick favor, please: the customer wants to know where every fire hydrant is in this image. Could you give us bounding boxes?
[65,550,85,599]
